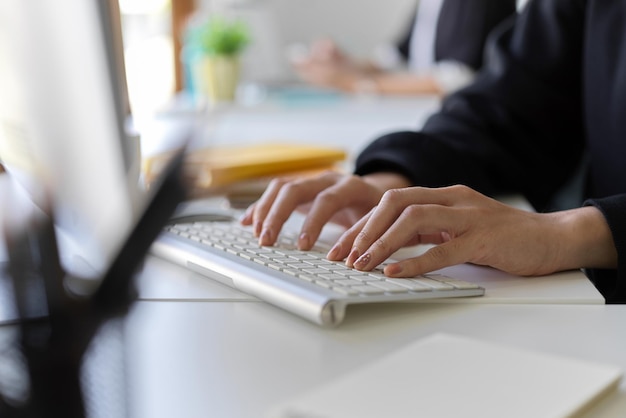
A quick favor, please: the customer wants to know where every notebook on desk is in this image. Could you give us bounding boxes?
[268,333,622,418]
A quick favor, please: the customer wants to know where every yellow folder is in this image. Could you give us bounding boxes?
[143,142,347,189]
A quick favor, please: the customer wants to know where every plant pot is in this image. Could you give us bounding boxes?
[194,55,240,103]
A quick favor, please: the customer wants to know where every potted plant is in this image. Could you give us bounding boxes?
[194,16,250,103]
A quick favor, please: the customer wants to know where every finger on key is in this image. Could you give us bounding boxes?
[327,209,372,262]
[297,185,355,250]
[347,189,410,265]
[297,174,381,250]
[355,203,461,272]
[240,202,257,226]
[249,178,287,236]
[260,173,341,246]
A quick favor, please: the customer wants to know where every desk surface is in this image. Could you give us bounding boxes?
[126,301,626,418]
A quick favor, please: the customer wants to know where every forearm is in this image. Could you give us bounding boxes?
[338,72,441,95]
[360,61,476,96]
[368,73,441,95]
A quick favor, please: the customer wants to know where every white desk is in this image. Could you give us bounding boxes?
[126,301,626,418]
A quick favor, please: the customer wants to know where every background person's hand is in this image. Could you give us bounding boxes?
[240,171,411,249]
[291,38,369,91]
[326,185,617,278]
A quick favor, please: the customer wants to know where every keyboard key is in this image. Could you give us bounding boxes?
[385,278,431,292]
[350,285,385,295]
[368,281,412,293]
[412,278,455,290]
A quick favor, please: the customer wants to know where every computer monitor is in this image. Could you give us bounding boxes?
[0,0,139,276]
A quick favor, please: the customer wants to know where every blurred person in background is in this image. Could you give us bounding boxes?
[291,0,516,96]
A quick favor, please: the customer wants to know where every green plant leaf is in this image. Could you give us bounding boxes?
[198,16,250,56]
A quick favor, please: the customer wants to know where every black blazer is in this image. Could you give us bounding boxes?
[396,0,517,70]
[356,0,626,303]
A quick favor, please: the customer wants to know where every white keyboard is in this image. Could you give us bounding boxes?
[162,221,482,300]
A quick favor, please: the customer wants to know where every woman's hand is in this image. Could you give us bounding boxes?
[291,38,378,92]
[326,185,617,277]
[240,171,412,249]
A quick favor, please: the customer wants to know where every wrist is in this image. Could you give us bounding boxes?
[555,206,617,270]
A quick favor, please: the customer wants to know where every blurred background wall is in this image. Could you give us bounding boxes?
[194,0,417,82]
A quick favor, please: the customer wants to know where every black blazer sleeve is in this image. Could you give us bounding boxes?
[396,0,517,69]
[435,0,517,69]
[585,195,626,303]
[357,0,586,210]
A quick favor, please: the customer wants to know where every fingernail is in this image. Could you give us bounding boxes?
[327,242,342,260]
[354,252,371,270]
[346,247,360,267]
[239,212,250,225]
[259,228,273,245]
[385,263,403,276]
[298,232,310,250]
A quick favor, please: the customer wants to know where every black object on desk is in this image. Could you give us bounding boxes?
[0,149,187,418]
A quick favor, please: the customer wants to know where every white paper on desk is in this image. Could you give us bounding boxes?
[268,333,622,418]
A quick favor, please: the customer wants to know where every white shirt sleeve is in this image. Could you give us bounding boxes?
[408,0,445,72]
[409,0,476,94]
